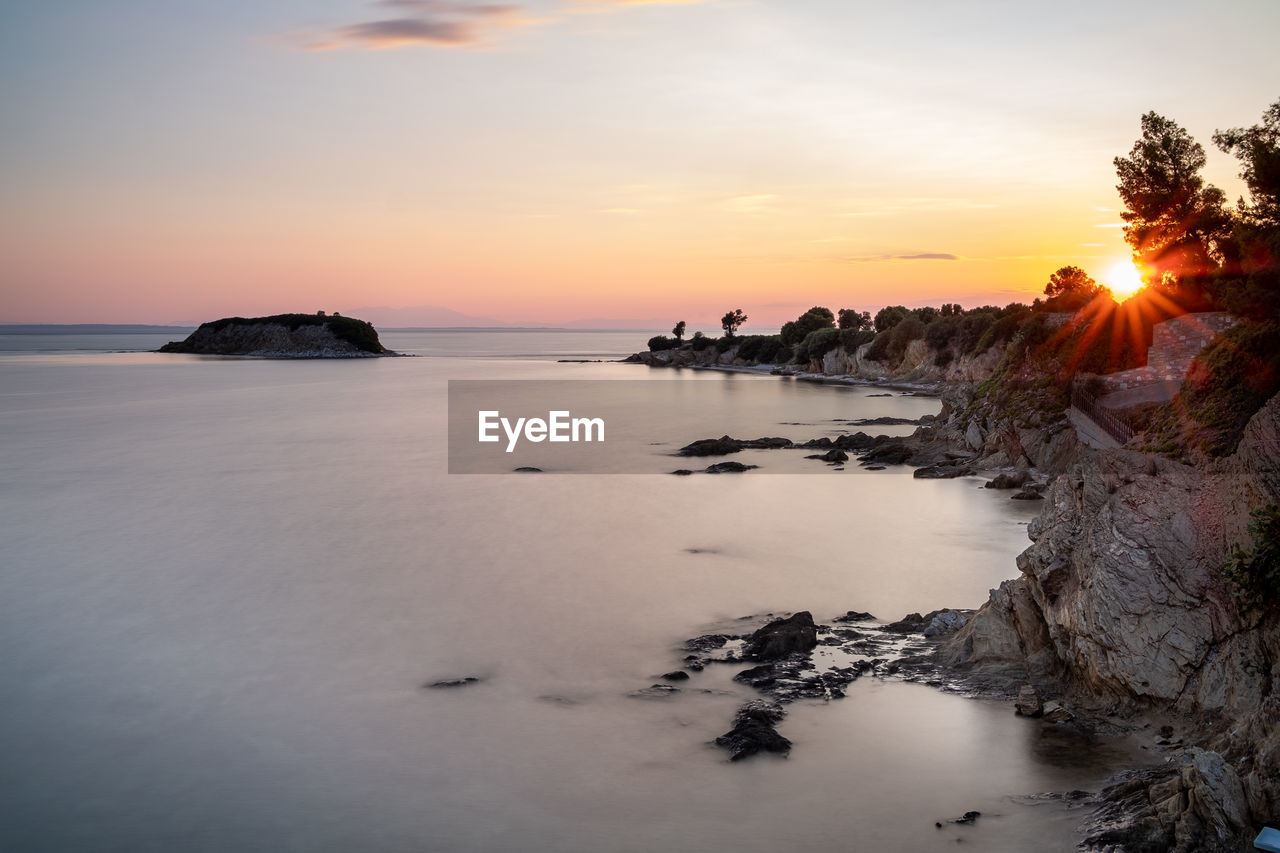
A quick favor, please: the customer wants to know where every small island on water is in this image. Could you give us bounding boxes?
[158,312,394,358]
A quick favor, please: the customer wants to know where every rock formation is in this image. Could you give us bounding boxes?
[159,313,392,357]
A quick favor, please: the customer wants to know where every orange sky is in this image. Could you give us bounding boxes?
[2,1,1277,327]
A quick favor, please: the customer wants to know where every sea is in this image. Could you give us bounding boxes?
[0,329,1138,852]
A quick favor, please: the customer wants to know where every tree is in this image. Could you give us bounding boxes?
[940,303,963,317]
[1044,265,1098,297]
[720,308,747,338]
[672,320,686,341]
[1114,111,1231,285]
[1213,99,1280,229]
[873,305,908,332]
[837,308,872,330]
[781,306,834,345]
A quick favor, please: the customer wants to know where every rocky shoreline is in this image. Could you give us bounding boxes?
[158,313,396,358]
[630,343,1280,851]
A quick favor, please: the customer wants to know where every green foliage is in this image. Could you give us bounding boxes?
[925,315,959,350]
[1143,320,1280,457]
[781,307,835,345]
[955,312,997,355]
[715,334,738,353]
[837,308,872,331]
[1213,98,1280,229]
[200,313,384,353]
[873,305,909,332]
[911,305,939,325]
[795,327,841,363]
[689,332,714,351]
[1224,504,1280,611]
[1114,112,1231,286]
[840,328,875,351]
[648,334,679,351]
[735,334,787,363]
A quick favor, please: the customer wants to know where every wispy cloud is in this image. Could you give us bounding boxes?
[837,198,997,218]
[305,0,541,50]
[303,0,710,51]
[845,252,960,262]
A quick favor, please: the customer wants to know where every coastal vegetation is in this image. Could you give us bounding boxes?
[646,98,1280,461]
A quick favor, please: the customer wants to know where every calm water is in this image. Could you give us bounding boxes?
[1,331,1128,852]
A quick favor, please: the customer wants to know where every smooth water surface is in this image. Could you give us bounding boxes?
[0,331,1127,852]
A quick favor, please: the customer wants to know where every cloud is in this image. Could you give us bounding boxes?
[306,0,539,50]
[846,252,960,262]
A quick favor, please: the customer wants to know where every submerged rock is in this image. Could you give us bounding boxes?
[714,701,791,761]
[427,677,482,689]
[704,461,759,474]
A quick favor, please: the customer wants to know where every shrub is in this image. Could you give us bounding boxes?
[648,335,680,351]
[1225,504,1280,611]
[796,327,841,362]
[840,328,875,351]
[885,317,926,363]
[690,333,714,351]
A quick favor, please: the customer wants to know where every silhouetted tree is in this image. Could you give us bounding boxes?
[1044,265,1098,297]
[720,309,748,338]
[1114,112,1231,286]
[672,320,686,341]
[873,305,909,332]
[838,308,872,330]
[781,306,834,345]
[1214,99,1280,229]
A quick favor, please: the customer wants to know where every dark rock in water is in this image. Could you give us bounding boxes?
[715,700,791,761]
[833,610,876,623]
[733,664,778,690]
[848,416,922,426]
[678,435,743,456]
[704,461,759,474]
[1011,484,1045,500]
[985,470,1030,489]
[913,464,972,479]
[661,670,690,681]
[670,469,695,476]
[800,433,876,452]
[743,611,818,660]
[865,465,887,471]
[631,683,681,698]
[1015,684,1044,716]
[513,466,543,473]
[859,441,913,465]
[806,448,849,463]
[428,677,481,689]
[684,633,732,653]
[677,436,792,456]
[951,811,982,825]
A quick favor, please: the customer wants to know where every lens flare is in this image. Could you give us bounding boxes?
[1104,260,1147,300]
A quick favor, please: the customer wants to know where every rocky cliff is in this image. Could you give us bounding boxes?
[159,313,392,357]
[938,393,1280,851]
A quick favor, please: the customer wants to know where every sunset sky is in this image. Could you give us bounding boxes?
[2,1,1278,327]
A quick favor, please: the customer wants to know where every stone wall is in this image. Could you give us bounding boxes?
[1100,312,1237,394]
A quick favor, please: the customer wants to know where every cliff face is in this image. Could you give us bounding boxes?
[159,315,390,357]
[940,393,1280,850]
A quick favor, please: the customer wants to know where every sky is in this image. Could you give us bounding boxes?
[1,0,1278,328]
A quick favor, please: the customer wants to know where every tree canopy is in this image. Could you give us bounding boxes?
[1114,112,1230,288]
[720,308,748,338]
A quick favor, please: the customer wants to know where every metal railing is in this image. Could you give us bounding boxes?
[1071,383,1136,445]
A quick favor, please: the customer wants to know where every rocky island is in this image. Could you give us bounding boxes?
[158,312,394,357]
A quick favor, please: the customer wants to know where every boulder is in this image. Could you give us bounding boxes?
[1015,684,1044,717]
[742,611,818,660]
[704,461,758,474]
[985,471,1029,489]
[714,701,791,761]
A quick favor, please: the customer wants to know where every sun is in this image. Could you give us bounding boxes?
[1104,260,1147,300]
